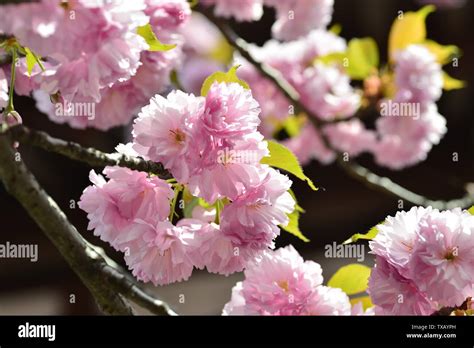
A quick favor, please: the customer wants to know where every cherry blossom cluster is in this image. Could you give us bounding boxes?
[223,245,371,315]
[235,30,448,170]
[374,45,446,169]
[201,0,334,40]
[0,0,191,130]
[368,206,474,315]
[79,81,296,285]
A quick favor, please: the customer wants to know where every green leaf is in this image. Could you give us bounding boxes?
[288,188,305,213]
[388,5,436,61]
[24,47,45,76]
[468,206,474,215]
[350,296,373,311]
[188,0,199,8]
[208,37,234,65]
[442,71,466,90]
[280,209,310,242]
[137,24,176,52]
[183,196,200,218]
[328,264,372,295]
[346,38,379,80]
[201,65,249,96]
[329,23,342,35]
[261,140,317,191]
[421,40,461,65]
[282,114,306,137]
[313,52,347,66]
[343,223,381,245]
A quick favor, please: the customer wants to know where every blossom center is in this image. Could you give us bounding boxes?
[170,129,186,144]
[277,280,290,293]
[444,247,459,261]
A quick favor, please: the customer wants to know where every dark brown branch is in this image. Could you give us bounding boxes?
[339,159,474,210]
[8,125,172,179]
[0,133,176,315]
[198,8,474,210]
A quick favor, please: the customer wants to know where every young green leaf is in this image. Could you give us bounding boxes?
[442,71,466,90]
[328,264,372,295]
[388,5,435,61]
[313,52,347,67]
[421,40,461,65]
[137,24,176,52]
[188,0,199,8]
[200,65,249,96]
[346,38,379,80]
[350,296,373,311]
[468,206,474,215]
[282,114,306,137]
[261,140,317,191]
[280,209,310,242]
[329,23,342,35]
[288,188,305,213]
[208,37,234,65]
[24,47,45,76]
[343,223,381,245]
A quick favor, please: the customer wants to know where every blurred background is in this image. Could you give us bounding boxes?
[0,0,473,315]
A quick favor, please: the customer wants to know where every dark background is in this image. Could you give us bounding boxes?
[0,0,473,314]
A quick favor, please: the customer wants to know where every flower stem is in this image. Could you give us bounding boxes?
[169,184,182,223]
[6,48,17,113]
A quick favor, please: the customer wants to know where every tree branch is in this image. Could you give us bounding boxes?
[7,125,172,179]
[339,159,474,210]
[197,8,474,210]
[0,132,176,315]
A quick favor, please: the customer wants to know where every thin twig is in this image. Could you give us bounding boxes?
[7,125,172,179]
[0,132,176,315]
[198,8,474,210]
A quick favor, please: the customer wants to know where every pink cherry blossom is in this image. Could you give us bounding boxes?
[223,245,351,315]
[133,90,205,182]
[394,44,443,106]
[183,219,255,275]
[265,0,334,41]
[323,119,376,156]
[124,219,196,285]
[220,167,295,252]
[200,0,264,22]
[370,206,434,277]
[283,124,336,166]
[369,206,474,313]
[202,82,261,140]
[373,103,447,169]
[410,208,474,307]
[145,0,191,31]
[368,257,438,315]
[186,132,269,202]
[78,166,174,251]
[297,63,361,121]
[0,0,149,103]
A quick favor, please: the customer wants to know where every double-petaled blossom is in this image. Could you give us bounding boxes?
[1,0,191,130]
[368,207,474,314]
[373,103,446,170]
[200,0,264,22]
[78,166,174,251]
[223,245,351,315]
[264,0,334,41]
